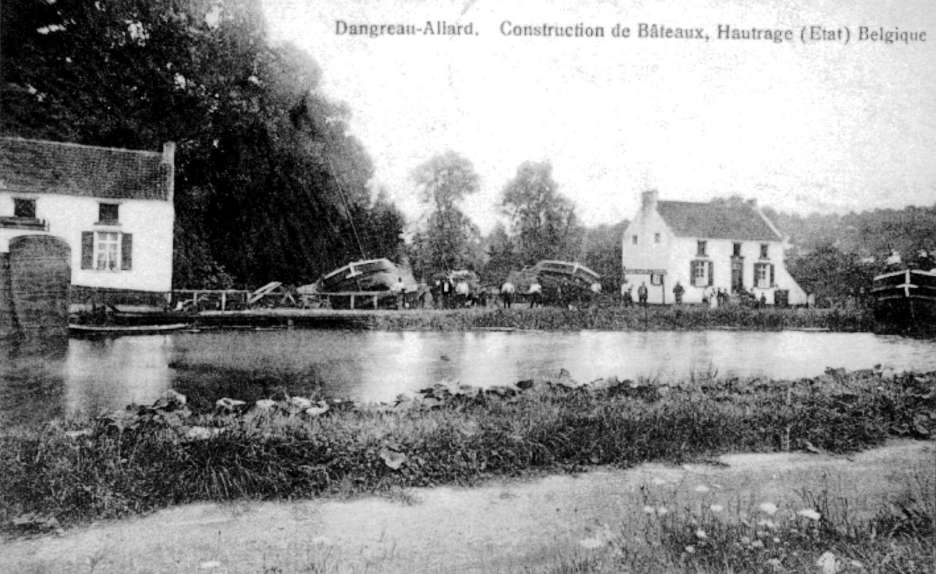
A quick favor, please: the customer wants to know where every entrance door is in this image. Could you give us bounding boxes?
[731,257,744,293]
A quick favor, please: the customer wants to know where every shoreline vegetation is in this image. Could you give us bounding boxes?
[197,304,877,333]
[371,304,875,332]
[2,368,933,541]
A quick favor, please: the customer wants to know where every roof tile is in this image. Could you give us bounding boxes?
[657,200,781,242]
[0,137,171,200]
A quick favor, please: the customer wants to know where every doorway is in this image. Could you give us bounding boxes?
[731,257,744,293]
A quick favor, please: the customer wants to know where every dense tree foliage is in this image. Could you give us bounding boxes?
[409,151,483,278]
[501,161,582,265]
[766,203,936,306]
[479,222,516,285]
[1,0,404,287]
[576,221,627,291]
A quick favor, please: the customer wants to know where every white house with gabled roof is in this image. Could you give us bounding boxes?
[0,136,175,296]
[621,190,806,305]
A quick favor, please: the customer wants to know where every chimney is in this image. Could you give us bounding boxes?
[162,141,176,164]
[641,189,658,214]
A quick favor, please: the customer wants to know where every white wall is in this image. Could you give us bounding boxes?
[0,193,174,292]
[621,202,806,305]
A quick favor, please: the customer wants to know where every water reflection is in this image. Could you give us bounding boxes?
[0,334,69,426]
[2,329,935,426]
[63,336,172,419]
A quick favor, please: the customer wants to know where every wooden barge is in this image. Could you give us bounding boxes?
[871,268,936,331]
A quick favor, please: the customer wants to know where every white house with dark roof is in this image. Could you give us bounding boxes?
[0,136,175,295]
[621,190,806,305]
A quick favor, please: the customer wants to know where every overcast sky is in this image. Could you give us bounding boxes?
[263,0,936,232]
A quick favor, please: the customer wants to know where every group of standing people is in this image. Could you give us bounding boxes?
[499,281,542,308]
[619,281,769,309]
[620,282,650,307]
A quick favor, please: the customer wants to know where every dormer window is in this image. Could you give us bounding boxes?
[99,203,119,224]
[760,243,769,259]
[696,240,707,257]
[14,198,36,219]
[733,242,742,257]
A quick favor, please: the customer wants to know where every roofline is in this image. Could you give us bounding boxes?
[755,206,785,242]
[0,135,164,158]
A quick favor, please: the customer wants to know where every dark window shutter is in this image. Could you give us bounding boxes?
[81,232,94,269]
[770,264,775,286]
[121,233,133,270]
[689,261,694,285]
[707,261,714,286]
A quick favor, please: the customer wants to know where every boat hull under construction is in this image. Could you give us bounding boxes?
[305,258,418,309]
[507,260,602,304]
[871,268,936,332]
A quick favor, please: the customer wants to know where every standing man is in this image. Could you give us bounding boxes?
[637,282,649,307]
[391,277,405,309]
[529,282,542,308]
[673,281,685,305]
[500,281,515,308]
[621,284,634,307]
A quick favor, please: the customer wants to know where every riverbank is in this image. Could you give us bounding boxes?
[373,304,875,332]
[2,368,933,539]
[189,305,875,332]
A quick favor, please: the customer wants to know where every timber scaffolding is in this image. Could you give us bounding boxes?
[165,285,421,330]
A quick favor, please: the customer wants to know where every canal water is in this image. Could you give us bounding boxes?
[2,330,935,426]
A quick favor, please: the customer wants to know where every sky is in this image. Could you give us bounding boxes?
[263,0,936,233]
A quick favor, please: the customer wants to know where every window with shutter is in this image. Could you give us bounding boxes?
[83,232,132,271]
[691,260,710,287]
[754,263,773,288]
[94,232,120,270]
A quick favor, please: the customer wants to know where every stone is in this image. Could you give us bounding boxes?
[485,385,517,398]
[12,512,61,533]
[64,428,93,439]
[215,397,246,412]
[305,401,330,417]
[379,447,407,470]
[288,396,313,410]
[153,389,187,411]
[516,379,534,390]
[587,376,621,392]
[254,399,276,411]
[184,426,222,441]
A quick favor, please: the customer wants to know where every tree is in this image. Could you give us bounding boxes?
[480,222,517,285]
[358,188,406,262]
[410,152,482,277]
[501,161,582,265]
[786,243,876,308]
[577,221,627,291]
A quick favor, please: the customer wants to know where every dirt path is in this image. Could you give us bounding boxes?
[2,440,933,574]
